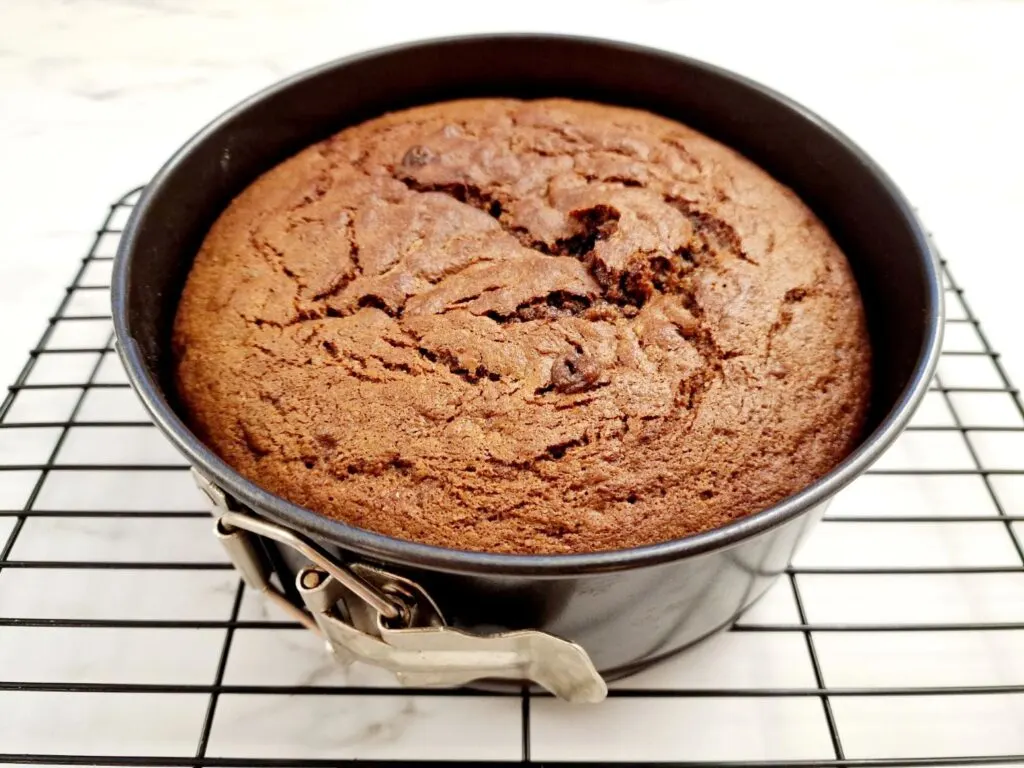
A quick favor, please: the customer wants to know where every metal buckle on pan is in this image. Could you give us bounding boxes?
[193,469,608,703]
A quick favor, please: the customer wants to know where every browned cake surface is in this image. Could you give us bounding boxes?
[173,98,871,555]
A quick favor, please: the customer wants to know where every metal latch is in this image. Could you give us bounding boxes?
[194,470,607,703]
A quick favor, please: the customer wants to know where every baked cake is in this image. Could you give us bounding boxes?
[172,98,871,555]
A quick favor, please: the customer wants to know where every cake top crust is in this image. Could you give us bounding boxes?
[172,98,871,555]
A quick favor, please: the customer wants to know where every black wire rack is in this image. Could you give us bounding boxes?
[0,189,1022,766]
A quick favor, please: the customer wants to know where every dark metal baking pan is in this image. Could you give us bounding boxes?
[112,34,942,687]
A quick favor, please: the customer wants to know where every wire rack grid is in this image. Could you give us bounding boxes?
[0,189,1022,766]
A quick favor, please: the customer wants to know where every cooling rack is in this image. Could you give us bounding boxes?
[0,188,1022,766]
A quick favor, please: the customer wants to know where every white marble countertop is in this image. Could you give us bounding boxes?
[1,0,1024,763]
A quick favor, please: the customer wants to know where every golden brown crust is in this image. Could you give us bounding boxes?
[173,98,871,555]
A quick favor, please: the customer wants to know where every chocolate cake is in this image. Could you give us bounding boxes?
[172,98,871,555]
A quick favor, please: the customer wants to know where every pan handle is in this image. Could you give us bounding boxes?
[194,469,607,704]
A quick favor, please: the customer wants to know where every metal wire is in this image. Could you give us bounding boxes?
[0,190,1021,766]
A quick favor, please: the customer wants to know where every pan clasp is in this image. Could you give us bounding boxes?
[194,469,607,703]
